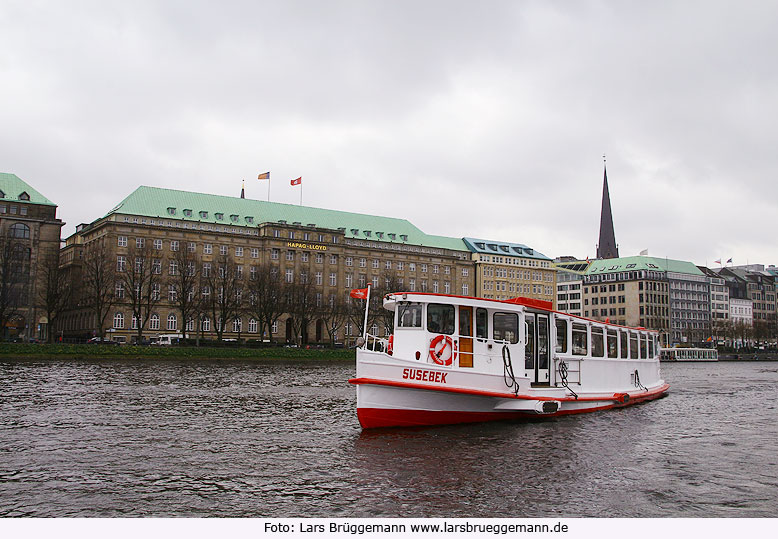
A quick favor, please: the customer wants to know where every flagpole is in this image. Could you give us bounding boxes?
[362,284,371,340]
[300,182,303,206]
[268,177,270,202]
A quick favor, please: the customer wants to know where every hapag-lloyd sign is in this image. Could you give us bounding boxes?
[287,241,327,251]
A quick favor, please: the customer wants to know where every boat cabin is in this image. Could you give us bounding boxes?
[381,293,660,388]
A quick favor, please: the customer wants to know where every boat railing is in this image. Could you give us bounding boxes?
[363,332,389,353]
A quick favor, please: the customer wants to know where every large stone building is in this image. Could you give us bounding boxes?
[582,256,676,345]
[0,173,64,341]
[553,257,590,317]
[463,237,556,305]
[59,185,476,343]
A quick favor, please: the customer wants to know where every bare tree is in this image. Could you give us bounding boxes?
[318,292,349,347]
[119,241,163,343]
[81,239,117,339]
[246,263,286,344]
[203,254,244,341]
[286,274,318,346]
[0,233,26,340]
[169,245,202,340]
[37,247,73,343]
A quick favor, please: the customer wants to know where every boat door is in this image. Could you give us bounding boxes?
[524,312,550,385]
[458,306,473,368]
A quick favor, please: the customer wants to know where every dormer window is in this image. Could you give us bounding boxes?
[488,244,498,251]
[500,245,510,252]
[376,232,384,239]
[245,216,254,223]
[307,223,315,227]
[230,214,239,222]
[388,233,396,240]
[19,192,30,201]
[183,209,193,217]
[293,222,301,226]
[199,211,208,219]
[351,228,359,235]
[167,207,176,215]
[400,234,408,242]
[215,213,224,220]
[364,231,372,237]
[475,242,485,249]
[512,247,524,255]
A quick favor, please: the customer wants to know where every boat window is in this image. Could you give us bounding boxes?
[427,303,455,335]
[648,335,655,358]
[493,312,519,343]
[607,329,618,358]
[591,327,605,357]
[620,330,628,358]
[476,308,488,339]
[459,307,472,337]
[555,318,568,353]
[630,333,638,359]
[572,323,588,356]
[397,303,423,328]
[641,334,648,359]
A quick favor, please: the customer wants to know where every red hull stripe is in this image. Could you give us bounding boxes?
[350,377,670,403]
[357,390,667,429]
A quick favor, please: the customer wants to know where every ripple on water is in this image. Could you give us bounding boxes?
[0,359,776,517]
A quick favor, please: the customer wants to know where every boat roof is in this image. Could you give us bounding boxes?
[383,292,659,333]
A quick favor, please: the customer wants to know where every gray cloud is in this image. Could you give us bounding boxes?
[1,0,776,267]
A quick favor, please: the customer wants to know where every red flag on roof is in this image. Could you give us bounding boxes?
[350,288,368,300]
[291,177,302,186]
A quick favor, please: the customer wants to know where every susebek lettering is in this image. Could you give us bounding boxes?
[401,368,447,384]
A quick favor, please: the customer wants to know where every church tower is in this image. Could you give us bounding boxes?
[596,162,619,259]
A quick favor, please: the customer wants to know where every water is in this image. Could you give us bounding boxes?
[0,358,776,517]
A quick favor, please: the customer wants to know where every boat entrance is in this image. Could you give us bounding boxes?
[459,306,474,367]
[524,312,550,386]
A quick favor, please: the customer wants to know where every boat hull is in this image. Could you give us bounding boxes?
[352,376,670,429]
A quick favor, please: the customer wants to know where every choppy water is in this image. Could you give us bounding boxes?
[0,358,776,517]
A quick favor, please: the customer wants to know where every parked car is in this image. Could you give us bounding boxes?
[87,337,119,345]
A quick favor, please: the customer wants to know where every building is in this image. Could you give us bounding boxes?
[553,257,590,317]
[583,256,672,344]
[716,266,776,340]
[0,173,65,341]
[59,185,476,344]
[667,262,710,345]
[463,238,555,304]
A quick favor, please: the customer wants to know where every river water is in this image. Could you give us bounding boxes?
[0,358,776,518]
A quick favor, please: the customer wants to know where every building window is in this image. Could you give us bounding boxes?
[150,314,160,330]
[251,248,259,258]
[115,282,125,299]
[170,241,179,252]
[113,312,124,329]
[329,273,337,286]
[116,256,126,272]
[118,236,127,247]
[346,257,353,267]
[153,239,162,250]
[462,268,469,277]
[187,242,196,252]
[271,249,279,260]
[9,223,29,239]
[220,245,228,256]
[248,318,258,333]
[358,258,365,268]
[167,207,176,215]
[462,283,469,295]
[169,260,178,275]
[235,246,243,257]
[232,318,242,332]
[330,255,337,265]
[286,251,294,261]
[201,317,211,332]
[204,243,213,254]
[169,285,177,302]
[167,314,177,331]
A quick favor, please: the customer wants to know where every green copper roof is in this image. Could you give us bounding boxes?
[586,256,704,276]
[462,237,551,261]
[107,185,468,251]
[0,172,56,206]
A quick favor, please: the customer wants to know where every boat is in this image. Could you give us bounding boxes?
[659,347,718,362]
[349,291,669,429]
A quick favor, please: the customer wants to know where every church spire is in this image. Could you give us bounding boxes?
[596,158,619,259]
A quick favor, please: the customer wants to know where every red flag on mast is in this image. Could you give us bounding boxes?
[350,288,368,300]
[291,177,302,186]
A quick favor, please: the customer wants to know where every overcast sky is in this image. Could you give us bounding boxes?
[2,0,777,267]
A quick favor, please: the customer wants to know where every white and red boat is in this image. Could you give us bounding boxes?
[349,292,669,429]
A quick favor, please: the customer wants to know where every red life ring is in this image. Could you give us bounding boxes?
[387,335,394,355]
[429,335,457,366]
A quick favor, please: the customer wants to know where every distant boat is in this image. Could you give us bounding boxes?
[350,292,669,429]
[659,347,718,362]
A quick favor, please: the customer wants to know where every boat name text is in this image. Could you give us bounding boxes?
[402,368,448,384]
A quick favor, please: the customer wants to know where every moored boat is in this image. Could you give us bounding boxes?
[659,347,718,362]
[350,291,669,428]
